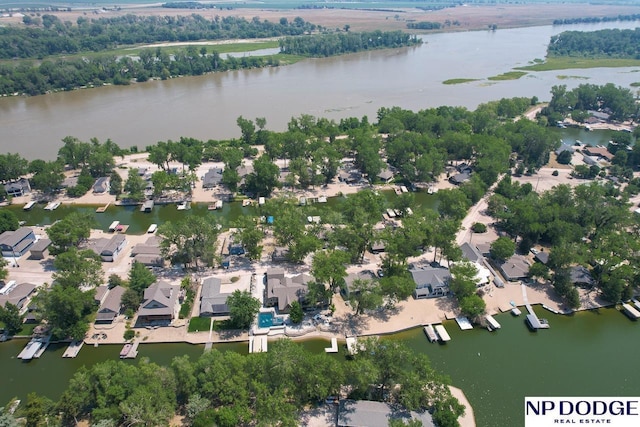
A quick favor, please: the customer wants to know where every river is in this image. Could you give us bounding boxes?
[2,307,639,427]
[1,21,639,160]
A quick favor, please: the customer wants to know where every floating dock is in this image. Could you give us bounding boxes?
[434,325,451,342]
[62,340,84,358]
[346,336,358,355]
[147,224,157,234]
[455,316,473,330]
[324,338,338,353]
[622,303,640,320]
[525,314,550,330]
[485,314,501,331]
[108,221,120,232]
[249,336,268,353]
[511,307,522,316]
[423,325,438,343]
[140,200,154,212]
[23,201,36,211]
[44,201,60,211]
[18,336,50,360]
[95,202,110,213]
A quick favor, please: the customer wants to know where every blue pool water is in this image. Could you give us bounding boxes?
[258,312,285,328]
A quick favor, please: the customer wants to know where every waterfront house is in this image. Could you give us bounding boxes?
[534,250,550,265]
[570,265,595,287]
[342,270,377,298]
[95,285,126,324]
[0,227,36,257]
[137,281,179,324]
[0,281,37,310]
[376,168,394,183]
[498,254,530,281]
[337,400,435,427]
[202,167,224,188]
[4,178,31,197]
[29,238,51,260]
[94,285,109,306]
[92,177,110,194]
[410,266,451,299]
[131,236,163,267]
[582,146,613,162]
[449,171,471,185]
[95,234,127,262]
[460,242,483,264]
[264,268,312,313]
[199,277,230,316]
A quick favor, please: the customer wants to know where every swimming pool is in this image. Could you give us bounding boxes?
[258,312,285,328]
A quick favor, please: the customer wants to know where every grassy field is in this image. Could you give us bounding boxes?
[188,316,211,333]
[517,56,640,71]
[442,78,480,85]
[487,71,527,81]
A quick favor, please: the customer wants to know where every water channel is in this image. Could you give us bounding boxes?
[1,21,639,160]
[1,307,639,427]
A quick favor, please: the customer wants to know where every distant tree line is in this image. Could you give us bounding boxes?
[548,28,640,59]
[279,30,421,57]
[406,21,442,30]
[163,1,219,9]
[1,14,316,59]
[552,14,640,25]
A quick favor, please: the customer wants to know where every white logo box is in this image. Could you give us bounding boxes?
[525,397,640,427]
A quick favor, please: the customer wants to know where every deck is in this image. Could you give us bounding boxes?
[434,324,451,342]
[324,338,338,353]
[622,303,640,320]
[455,316,473,330]
[120,341,139,359]
[62,340,84,358]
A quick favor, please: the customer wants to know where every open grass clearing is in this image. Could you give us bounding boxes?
[517,56,640,71]
[487,71,527,81]
[443,78,480,85]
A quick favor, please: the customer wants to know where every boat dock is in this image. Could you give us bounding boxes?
[44,201,60,211]
[632,299,640,313]
[108,221,120,232]
[18,336,50,360]
[511,307,522,316]
[485,314,501,331]
[95,202,110,213]
[140,200,154,212]
[455,316,473,330]
[525,314,550,330]
[120,341,139,359]
[346,336,359,355]
[147,224,157,234]
[62,340,84,358]
[249,335,268,353]
[23,201,36,211]
[324,337,338,353]
[622,303,640,320]
[423,325,438,343]
[434,324,451,342]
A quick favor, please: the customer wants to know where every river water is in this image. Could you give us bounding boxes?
[1,21,639,160]
[1,307,639,426]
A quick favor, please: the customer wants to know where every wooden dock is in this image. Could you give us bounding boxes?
[120,341,139,359]
[324,337,338,353]
[95,202,110,213]
[62,340,84,358]
[423,325,438,343]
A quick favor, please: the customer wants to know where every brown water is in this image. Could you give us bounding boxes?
[1,22,639,160]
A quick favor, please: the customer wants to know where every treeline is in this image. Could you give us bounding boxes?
[553,14,640,25]
[9,339,463,427]
[279,30,421,57]
[548,28,640,59]
[407,21,442,30]
[542,83,637,122]
[163,1,219,9]
[0,46,279,96]
[1,14,316,59]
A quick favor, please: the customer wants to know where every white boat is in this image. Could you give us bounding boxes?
[400,185,408,193]
[511,307,522,316]
[215,200,223,209]
[108,221,120,232]
[147,224,157,234]
[44,201,60,211]
[485,314,501,330]
[424,325,437,342]
[455,316,473,330]
[23,201,36,211]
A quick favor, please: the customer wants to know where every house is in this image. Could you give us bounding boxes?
[498,254,530,281]
[0,282,37,310]
[95,285,126,324]
[264,268,312,312]
[61,176,78,188]
[4,178,31,197]
[92,177,110,194]
[570,265,595,287]
[342,270,377,298]
[376,168,394,183]
[460,242,483,264]
[410,266,451,299]
[137,281,180,324]
[338,169,362,185]
[199,277,230,316]
[271,246,289,262]
[29,238,51,260]
[0,227,36,257]
[449,171,471,185]
[582,146,613,162]
[337,400,435,427]
[98,234,127,262]
[534,251,550,265]
[131,236,163,267]
[202,167,224,188]
[94,285,109,306]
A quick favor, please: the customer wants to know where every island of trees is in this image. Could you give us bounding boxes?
[548,28,640,59]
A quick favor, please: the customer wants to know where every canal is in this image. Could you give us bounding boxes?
[1,306,639,427]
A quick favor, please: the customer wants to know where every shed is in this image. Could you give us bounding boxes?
[29,238,51,260]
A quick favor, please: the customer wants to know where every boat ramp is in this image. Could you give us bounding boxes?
[455,316,473,330]
[62,340,84,358]
[423,325,438,343]
[434,324,451,342]
[622,303,640,320]
[485,314,501,331]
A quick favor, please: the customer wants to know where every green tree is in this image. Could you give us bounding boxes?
[0,210,19,234]
[0,303,23,336]
[459,294,486,318]
[227,290,260,329]
[233,216,264,261]
[52,248,104,289]
[245,154,279,196]
[289,301,304,324]
[128,261,157,296]
[0,153,28,182]
[349,279,383,315]
[490,236,516,261]
[159,216,221,268]
[449,262,479,299]
[123,168,146,202]
[36,284,95,340]
[46,212,93,254]
[311,250,349,292]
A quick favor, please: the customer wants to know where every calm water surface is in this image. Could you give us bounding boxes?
[1,21,639,159]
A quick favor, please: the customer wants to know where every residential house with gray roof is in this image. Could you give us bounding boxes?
[498,254,530,281]
[137,281,179,324]
[264,268,312,313]
[0,282,37,310]
[0,227,36,257]
[96,285,126,324]
[202,167,224,188]
[4,178,31,197]
[410,266,451,299]
[199,277,230,316]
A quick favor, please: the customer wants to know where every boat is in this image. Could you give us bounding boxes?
[177,201,190,210]
[215,200,223,209]
[44,201,60,211]
[242,199,253,207]
[485,314,501,330]
[146,224,157,234]
[23,201,36,211]
[119,344,132,358]
[400,185,408,193]
[108,221,120,232]
[621,303,640,320]
[424,325,438,342]
[434,324,451,342]
[258,197,265,205]
[511,307,522,316]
